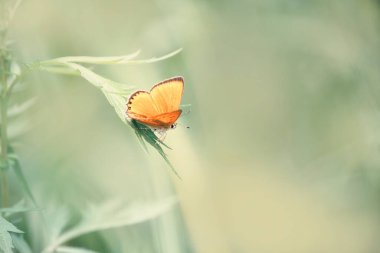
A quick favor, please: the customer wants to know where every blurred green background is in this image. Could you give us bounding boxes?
[7,0,380,252]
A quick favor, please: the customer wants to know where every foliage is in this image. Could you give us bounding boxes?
[0,216,23,253]
[0,1,185,252]
[35,49,182,165]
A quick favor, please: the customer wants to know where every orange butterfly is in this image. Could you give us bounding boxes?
[126,77,184,132]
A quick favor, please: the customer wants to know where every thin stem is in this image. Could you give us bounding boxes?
[0,42,9,207]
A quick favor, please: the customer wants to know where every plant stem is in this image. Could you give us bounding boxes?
[0,41,9,207]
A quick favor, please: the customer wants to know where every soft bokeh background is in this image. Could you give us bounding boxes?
[6,0,380,252]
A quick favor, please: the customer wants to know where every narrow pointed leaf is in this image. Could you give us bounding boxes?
[8,145,38,207]
[44,197,177,252]
[129,120,181,178]
[11,234,33,253]
[50,50,140,65]
[0,200,39,216]
[7,97,37,118]
[126,48,182,64]
[0,216,23,253]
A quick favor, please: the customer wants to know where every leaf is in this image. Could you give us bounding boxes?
[11,234,33,253]
[43,196,177,253]
[0,199,39,217]
[49,50,140,65]
[41,48,182,65]
[56,246,99,253]
[7,120,32,141]
[7,97,37,118]
[7,145,38,207]
[121,48,182,64]
[36,65,80,76]
[101,89,130,123]
[60,63,131,122]
[129,120,181,179]
[44,62,133,92]
[0,216,23,253]
[45,207,70,245]
[7,61,21,87]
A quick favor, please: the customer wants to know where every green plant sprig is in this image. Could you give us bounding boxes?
[33,49,183,170]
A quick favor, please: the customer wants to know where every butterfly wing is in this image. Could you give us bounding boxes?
[150,77,184,114]
[152,110,182,127]
[128,110,182,128]
[127,91,159,117]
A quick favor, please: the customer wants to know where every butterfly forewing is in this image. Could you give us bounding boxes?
[150,77,184,114]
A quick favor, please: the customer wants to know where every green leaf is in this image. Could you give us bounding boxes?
[8,120,32,141]
[0,216,23,253]
[48,50,140,65]
[7,97,37,118]
[0,200,39,217]
[121,48,182,64]
[43,196,177,253]
[40,48,182,65]
[8,145,38,207]
[36,65,80,76]
[44,62,133,92]
[56,246,99,253]
[11,234,33,253]
[45,207,70,245]
[37,62,132,126]
[7,61,21,88]
[129,120,181,179]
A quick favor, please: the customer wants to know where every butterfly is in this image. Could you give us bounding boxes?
[126,77,184,135]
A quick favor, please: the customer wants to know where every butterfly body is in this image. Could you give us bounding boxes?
[126,77,184,130]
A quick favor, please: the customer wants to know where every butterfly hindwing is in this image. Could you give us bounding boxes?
[152,110,182,127]
[127,91,158,117]
[128,110,182,128]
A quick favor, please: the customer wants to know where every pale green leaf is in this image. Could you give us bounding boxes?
[43,197,177,253]
[125,48,182,64]
[0,199,39,217]
[44,206,70,244]
[36,65,80,76]
[8,145,38,207]
[47,62,132,92]
[7,61,21,87]
[0,216,23,253]
[40,48,182,65]
[102,92,128,123]
[50,50,140,65]
[7,97,37,118]
[11,234,32,253]
[8,120,32,141]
